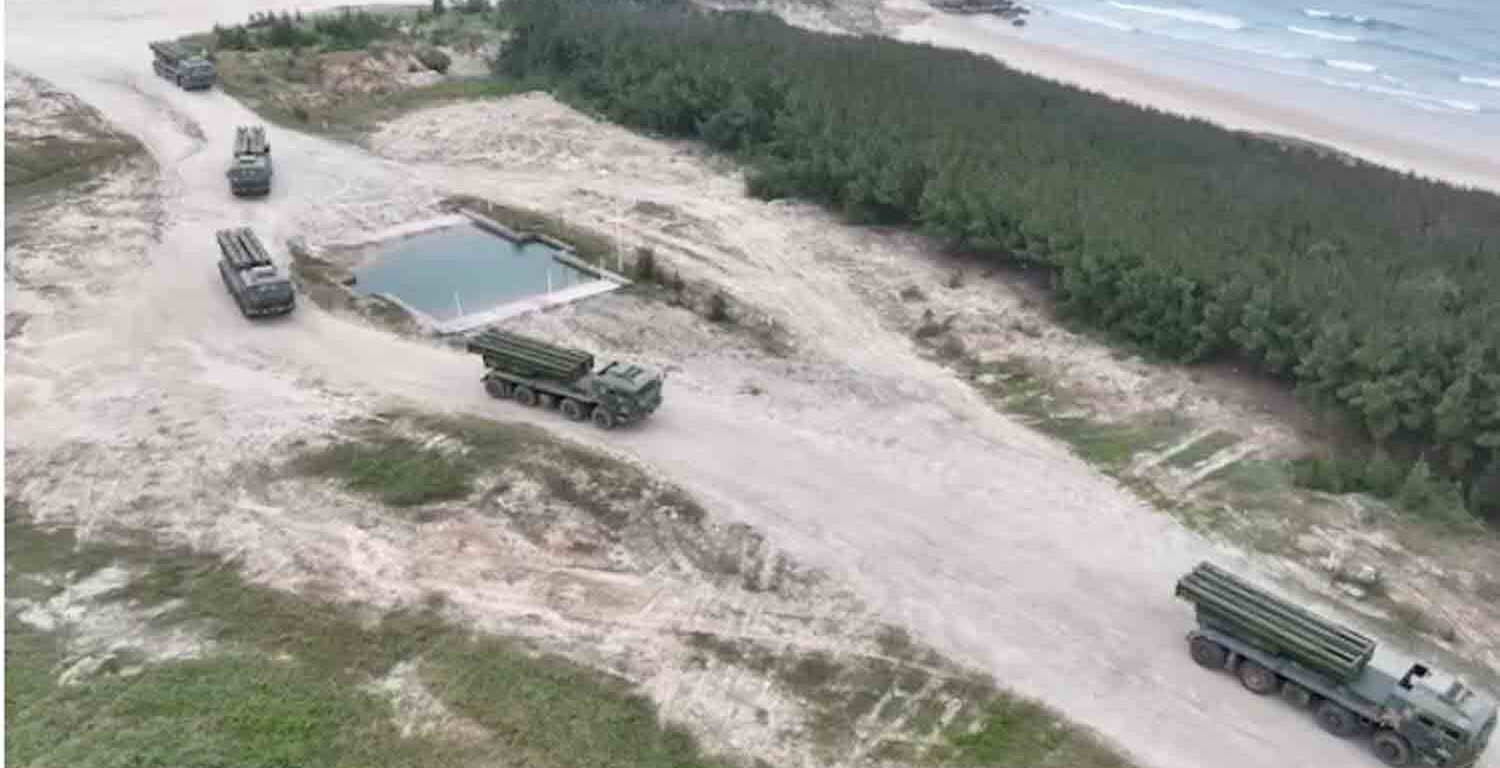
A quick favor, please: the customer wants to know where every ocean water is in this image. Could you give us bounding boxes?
[1015,0,1500,121]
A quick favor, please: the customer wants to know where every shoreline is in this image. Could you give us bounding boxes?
[885,4,1500,195]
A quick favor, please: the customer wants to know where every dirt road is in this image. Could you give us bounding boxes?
[8,2,1493,767]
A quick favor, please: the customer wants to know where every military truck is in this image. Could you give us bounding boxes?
[215,227,295,318]
[227,126,273,196]
[1177,562,1496,767]
[149,41,216,90]
[466,329,664,429]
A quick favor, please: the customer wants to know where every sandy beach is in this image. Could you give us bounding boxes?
[886,1,1500,194]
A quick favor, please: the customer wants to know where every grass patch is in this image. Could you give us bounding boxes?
[6,513,733,768]
[1043,415,1184,471]
[1164,430,1241,470]
[215,48,523,138]
[427,639,715,768]
[189,7,517,140]
[949,355,1190,473]
[946,695,1131,768]
[292,412,711,528]
[5,76,145,199]
[293,436,474,507]
[1212,459,1289,500]
[681,627,1139,767]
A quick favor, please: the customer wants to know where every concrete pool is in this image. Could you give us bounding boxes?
[349,212,625,334]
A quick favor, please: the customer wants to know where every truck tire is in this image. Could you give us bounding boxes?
[1281,681,1313,708]
[1315,700,1359,738]
[1189,636,1227,669]
[1237,660,1280,695]
[513,386,537,407]
[591,407,616,430]
[560,399,586,421]
[484,378,511,399]
[1371,730,1412,766]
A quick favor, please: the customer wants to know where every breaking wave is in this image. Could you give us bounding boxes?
[1302,8,1407,31]
[1288,25,1358,42]
[1106,2,1246,30]
[1054,8,1138,33]
[1460,75,1500,90]
[1324,59,1378,72]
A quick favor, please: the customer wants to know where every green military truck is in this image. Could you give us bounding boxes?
[466,329,664,430]
[216,227,295,318]
[149,41,216,90]
[1178,562,1496,767]
[228,126,273,197]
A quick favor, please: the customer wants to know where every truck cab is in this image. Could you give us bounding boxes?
[175,58,217,90]
[228,152,273,196]
[590,362,664,424]
[1373,667,1498,767]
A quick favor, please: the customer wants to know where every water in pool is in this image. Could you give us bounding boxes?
[354,223,596,322]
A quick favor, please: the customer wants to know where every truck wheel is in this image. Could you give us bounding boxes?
[513,386,537,407]
[1237,660,1280,695]
[1315,700,1359,738]
[560,399,586,421]
[591,407,616,430]
[1371,730,1412,766]
[1280,681,1313,708]
[1189,636,1227,669]
[484,379,511,399]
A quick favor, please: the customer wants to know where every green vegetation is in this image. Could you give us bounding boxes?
[291,412,709,527]
[294,436,475,506]
[958,356,1187,474]
[6,516,728,768]
[4,82,143,198]
[951,697,1132,768]
[682,630,1133,767]
[186,6,513,137]
[1165,430,1241,470]
[1291,451,1479,529]
[492,0,1500,524]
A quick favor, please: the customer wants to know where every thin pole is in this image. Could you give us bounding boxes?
[454,291,464,318]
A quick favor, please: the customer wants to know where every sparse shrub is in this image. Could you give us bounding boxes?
[415,46,452,73]
[946,269,965,289]
[1363,449,1405,498]
[633,246,658,282]
[1291,455,1347,494]
[937,334,967,360]
[913,309,955,340]
[314,8,398,51]
[294,437,473,507]
[1470,459,1500,524]
[291,104,310,122]
[1397,458,1473,526]
[706,291,731,323]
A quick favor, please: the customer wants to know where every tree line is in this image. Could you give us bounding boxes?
[493,0,1500,521]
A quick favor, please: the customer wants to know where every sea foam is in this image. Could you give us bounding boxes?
[1107,2,1246,31]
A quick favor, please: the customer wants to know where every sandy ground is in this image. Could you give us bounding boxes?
[5,2,1500,768]
[878,0,1500,194]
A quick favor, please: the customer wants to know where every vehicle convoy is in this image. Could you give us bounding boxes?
[227,125,273,196]
[149,41,216,90]
[1178,562,1496,767]
[466,329,664,429]
[215,227,295,318]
